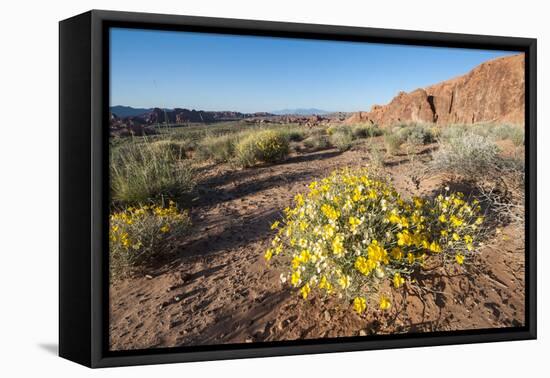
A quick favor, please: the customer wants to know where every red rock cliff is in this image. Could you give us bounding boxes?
[346,54,524,127]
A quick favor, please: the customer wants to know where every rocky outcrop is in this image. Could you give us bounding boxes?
[345,54,524,127]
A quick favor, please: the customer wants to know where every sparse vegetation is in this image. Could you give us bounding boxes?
[110,138,195,206]
[329,129,353,151]
[490,124,524,146]
[196,133,238,163]
[110,201,191,279]
[393,123,436,146]
[383,133,404,155]
[432,131,525,224]
[351,124,383,139]
[432,132,502,178]
[235,129,290,167]
[303,134,331,151]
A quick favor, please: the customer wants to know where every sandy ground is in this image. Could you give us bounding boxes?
[109,139,525,350]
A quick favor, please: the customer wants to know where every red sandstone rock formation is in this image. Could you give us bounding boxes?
[345,54,524,127]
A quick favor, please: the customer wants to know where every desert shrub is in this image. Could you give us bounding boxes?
[432,133,501,179]
[489,124,524,146]
[383,133,404,155]
[326,125,337,135]
[440,124,469,141]
[351,124,383,139]
[330,129,353,151]
[303,135,331,151]
[110,139,195,205]
[110,201,191,279]
[367,147,385,171]
[235,130,289,167]
[440,123,524,147]
[432,132,525,224]
[280,127,307,142]
[393,124,435,146]
[406,125,436,145]
[265,168,484,314]
[196,133,238,163]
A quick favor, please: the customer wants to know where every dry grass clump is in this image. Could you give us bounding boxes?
[110,138,195,206]
[329,129,353,152]
[196,133,238,163]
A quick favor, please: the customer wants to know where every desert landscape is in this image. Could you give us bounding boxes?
[108,52,526,351]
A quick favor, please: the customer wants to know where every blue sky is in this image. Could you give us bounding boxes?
[110,28,516,113]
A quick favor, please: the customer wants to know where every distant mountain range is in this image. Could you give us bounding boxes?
[110,107,274,126]
[271,108,331,116]
[110,106,331,118]
[110,105,159,118]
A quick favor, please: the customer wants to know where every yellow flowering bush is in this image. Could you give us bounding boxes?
[110,201,191,279]
[235,130,289,167]
[265,168,484,314]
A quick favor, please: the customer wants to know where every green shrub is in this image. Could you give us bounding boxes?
[110,201,191,279]
[196,133,237,163]
[440,124,469,141]
[394,124,435,145]
[303,135,331,151]
[383,133,404,155]
[330,130,353,151]
[440,123,524,147]
[351,124,383,139]
[110,139,195,205]
[235,130,289,167]
[280,127,307,142]
[489,124,524,146]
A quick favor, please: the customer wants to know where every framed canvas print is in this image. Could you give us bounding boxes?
[59,10,536,368]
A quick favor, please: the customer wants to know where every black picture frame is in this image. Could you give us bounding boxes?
[59,9,537,368]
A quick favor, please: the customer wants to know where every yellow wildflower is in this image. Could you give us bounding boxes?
[300,284,311,299]
[379,296,391,311]
[429,241,442,253]
[332,234,345,257]
[338,275,350,289]
[393,272,405,288]
[353,297,367,314]
[390,247,403,260]
[291,270,301,286]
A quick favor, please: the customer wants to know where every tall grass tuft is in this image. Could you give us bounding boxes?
[110,138,195,206]
[196,133,238,163]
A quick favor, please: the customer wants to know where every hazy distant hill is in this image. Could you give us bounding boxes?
[110,105,157,118]
[110,107,274,127]
[271,108,331,116]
